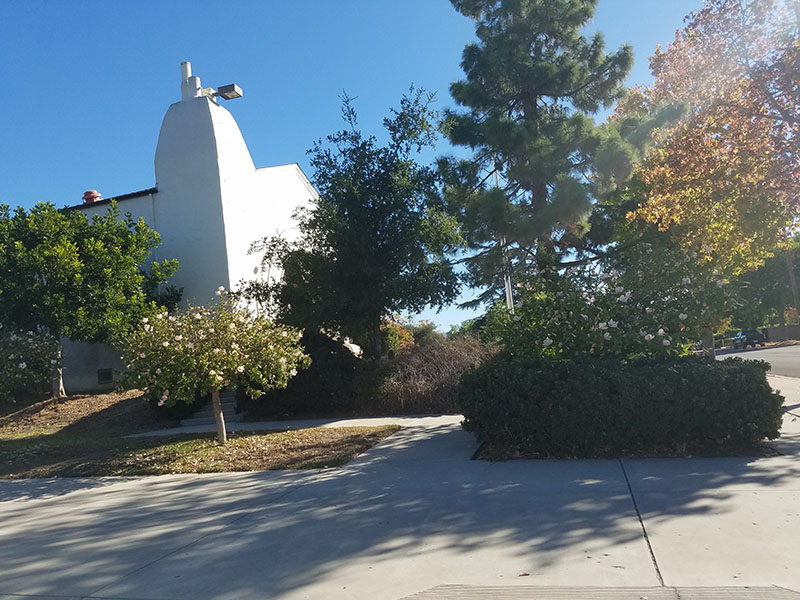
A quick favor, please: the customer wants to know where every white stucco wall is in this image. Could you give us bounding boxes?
[61,339,125,393]
[222,163,316,292]
[63,67,316,393]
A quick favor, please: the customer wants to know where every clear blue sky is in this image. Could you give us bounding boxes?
[0,0,703,330]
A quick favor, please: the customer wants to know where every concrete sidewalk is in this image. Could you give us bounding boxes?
[0,377,798,599]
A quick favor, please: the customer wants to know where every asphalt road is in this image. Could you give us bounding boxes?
[717,345,800,378]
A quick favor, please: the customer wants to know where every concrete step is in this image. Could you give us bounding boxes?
[180,391,241,427]
[403,586,800,600]
[190,402,236,417]
[180,414,244,427]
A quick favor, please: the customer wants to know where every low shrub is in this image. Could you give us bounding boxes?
[459,354,784,458]
[242,333,496,418]
[375,335,496,414]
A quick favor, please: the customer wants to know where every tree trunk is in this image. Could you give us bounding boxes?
[777,298,788,341]
[369,322,382,363]
[786,249,799,315]
[51,342,66,398]
[212,389,227,445]
[701,324,716,358]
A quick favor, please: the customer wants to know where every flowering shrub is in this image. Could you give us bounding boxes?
[0,325,60,403]
[485,266,702,360]
[121,294,310,409]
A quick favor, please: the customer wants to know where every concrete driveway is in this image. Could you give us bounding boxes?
[1,378,799,599]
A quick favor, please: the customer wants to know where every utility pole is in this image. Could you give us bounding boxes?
[495,159,514,311]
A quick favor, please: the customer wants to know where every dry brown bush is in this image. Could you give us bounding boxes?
[375,335,496,415]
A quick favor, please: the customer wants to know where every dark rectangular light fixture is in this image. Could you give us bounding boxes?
[216,84,243,100]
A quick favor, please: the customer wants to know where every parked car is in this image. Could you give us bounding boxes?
[732,330,766,349]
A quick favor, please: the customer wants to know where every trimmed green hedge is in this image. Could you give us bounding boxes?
[459,354,784,458]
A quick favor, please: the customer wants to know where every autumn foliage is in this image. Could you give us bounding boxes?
[627,0,799,275]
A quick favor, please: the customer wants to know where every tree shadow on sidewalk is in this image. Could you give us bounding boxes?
[1,423,799,598]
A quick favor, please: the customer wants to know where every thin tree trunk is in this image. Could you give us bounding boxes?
[786,249,799,315]
[51,342,66,398]
[777,299,788,341]
[370,322,382,363]
[212,389,227,445]
[701,324,716,358]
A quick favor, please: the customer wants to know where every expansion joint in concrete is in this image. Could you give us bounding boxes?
[619,458,665,587]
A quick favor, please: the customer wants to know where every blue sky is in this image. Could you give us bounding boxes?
[0,0,704,330]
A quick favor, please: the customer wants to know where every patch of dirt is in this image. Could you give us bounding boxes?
[0,389,176,437]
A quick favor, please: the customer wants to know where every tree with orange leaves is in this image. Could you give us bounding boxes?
[628,0,799,277]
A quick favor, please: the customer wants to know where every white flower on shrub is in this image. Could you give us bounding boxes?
[598,322,608,330]
[603,332,612,340]
[18,362,26,369]
[657,328,665,336]
[608,319,618,328]
[679,313,688,321]
[645,334,654,341]
[237,365,245,373]
[646,307,654,313]
[663,339,671,346]
[682,277,691,285]
[543,337,553,347]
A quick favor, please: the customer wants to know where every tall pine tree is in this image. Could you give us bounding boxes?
[442,0,633,303]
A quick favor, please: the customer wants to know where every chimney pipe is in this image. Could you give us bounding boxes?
[82,190,102,204]
[180,61,202,100]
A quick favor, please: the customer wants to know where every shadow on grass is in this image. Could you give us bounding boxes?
[0,392,176,484]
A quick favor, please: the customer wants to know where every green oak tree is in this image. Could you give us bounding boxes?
[252,91,464,359]
[0,201,179,396]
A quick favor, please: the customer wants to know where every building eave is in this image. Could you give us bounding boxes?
[68,187,158,211]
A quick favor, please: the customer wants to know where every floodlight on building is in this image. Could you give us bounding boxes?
[215,84,243,100]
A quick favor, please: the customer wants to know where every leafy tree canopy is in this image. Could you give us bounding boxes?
[254,90,464,358]
[0,201,179,344]
[623,0,799,276]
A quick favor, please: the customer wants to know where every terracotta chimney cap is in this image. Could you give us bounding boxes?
[82,190,102,204]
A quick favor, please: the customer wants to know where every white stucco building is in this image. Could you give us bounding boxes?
[63,63,317,392]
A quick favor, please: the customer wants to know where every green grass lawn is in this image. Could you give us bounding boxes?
[0,390,399,478]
